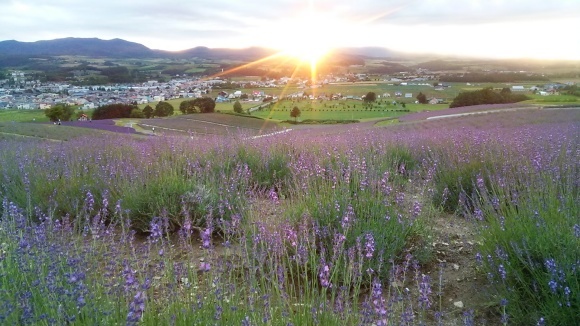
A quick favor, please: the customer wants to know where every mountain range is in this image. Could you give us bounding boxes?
[0,37,400,60]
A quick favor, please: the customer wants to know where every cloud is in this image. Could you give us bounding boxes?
[0,0,578,58]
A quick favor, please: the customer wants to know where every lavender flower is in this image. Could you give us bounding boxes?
[126,290,147,325]
[341,204,355,230]
[418,274,432,309]
[319,264,332,288]
[371,278,387,325]
[498,264,507,281]
[475,252,483,265]
[199,262,211,272]
[364,233,375,259]
[201,227,212,249]
[462,309,475,326]
[411,201,422,218]
[148,216,163,243]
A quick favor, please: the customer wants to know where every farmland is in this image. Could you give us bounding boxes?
[0,104,578,325]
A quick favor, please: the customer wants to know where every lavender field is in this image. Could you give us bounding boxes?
[0,108,578,325]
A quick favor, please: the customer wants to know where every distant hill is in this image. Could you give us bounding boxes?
[0,38,155,58]
[0,37,281,61]
[337,47,400,58]
[0,37,404,61]
[159,46,278,61]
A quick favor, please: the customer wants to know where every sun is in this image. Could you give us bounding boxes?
[270,6,346,72]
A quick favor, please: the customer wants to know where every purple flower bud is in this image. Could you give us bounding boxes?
[199,262,211,272]
[319,264,332,288]
[364,233,375,259]
[201,228,212,249]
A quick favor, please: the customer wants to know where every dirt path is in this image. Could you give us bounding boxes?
[421,212,499,325]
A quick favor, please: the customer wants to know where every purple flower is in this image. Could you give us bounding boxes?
[475,252,483,265]
[199,262,211,272]
[269,187,279,203]
[548,280,558,293]
[364,233,375,259]
[201,227,212,249]
[319,264,332,288]
[148,217,163,243]
[371,278,387,324]
[418,274,432,309]
[411,201,422,218]
[341,204,355,230]
[126,290,147,325]
[498,264,507,281]
[463,309,475,326]
[476,174,485,190]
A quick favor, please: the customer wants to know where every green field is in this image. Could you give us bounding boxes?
[525,94,579,105]
[0,121,113,141]
[251,98,448,121]
[0,109,50,122]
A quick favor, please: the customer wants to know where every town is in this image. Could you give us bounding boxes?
[0,68,571,111]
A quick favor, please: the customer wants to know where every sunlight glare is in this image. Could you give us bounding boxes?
[272,7,346,68]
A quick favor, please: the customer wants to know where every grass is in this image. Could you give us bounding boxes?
[252,99,448,121]
[0,121,114,141]
[526,94,579,104]
[0,109,50,123]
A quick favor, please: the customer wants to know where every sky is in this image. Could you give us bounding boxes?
[1,0,579,60]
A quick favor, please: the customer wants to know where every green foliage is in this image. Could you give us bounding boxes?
[194,97,216,113]
[143,105,153,118]
[179,99,198,114]
[130,108,144,118]
[44,103,76,122]
[432,160,492,214]
[416,92,427,104]
[450,87,530,108]
[92,103,138,120]
[364,91,377,103]
[562,84,580,97]
[177,97,216,114]
[440,72,548,83]
[154,101,174,117]
[290,106,301,121]
[234,145,291,192]
[233,100,243,113]
[475,173,579,325]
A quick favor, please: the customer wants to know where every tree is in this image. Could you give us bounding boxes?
[130,108,144,118]
[290,106,301,122]
[416,92,427,104]
[143,105,153,118]
[233,100,243,113]
[179,100,197,114]
[364,91,377,103]
[45,103,76,122]
[193,97,216,113]
[154,101,174,117]
[92,104,137,120]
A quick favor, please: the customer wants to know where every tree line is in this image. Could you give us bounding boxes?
[449,87,529,108]
[44,97,217,122]
[440,72,548,83]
